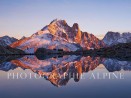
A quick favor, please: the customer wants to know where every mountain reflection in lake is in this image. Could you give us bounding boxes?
[0,55,131,98]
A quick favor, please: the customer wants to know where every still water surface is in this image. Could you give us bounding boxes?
[0,55,131,98]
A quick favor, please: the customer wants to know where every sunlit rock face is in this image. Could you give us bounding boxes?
[10,19,104,53]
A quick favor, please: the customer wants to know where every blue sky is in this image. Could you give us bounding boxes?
[0,0,131,39]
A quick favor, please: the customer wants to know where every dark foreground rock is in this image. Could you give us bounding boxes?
[0,45,25,55]
[93,43,131,60]
[0,55,24,64]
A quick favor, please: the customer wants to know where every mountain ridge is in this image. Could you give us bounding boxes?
[0,36,18,47]
[102,31,131,46]
[1,19,130,53]
[10,19,104,53]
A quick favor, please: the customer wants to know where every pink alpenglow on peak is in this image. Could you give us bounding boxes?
[10,19,104,53]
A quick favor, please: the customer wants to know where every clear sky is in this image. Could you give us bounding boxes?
[0,0,131,39]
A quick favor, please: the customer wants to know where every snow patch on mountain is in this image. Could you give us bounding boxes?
[11,27,80,53]
[10,19,104,52]
[0,36,17,46]
[103,31,131,46]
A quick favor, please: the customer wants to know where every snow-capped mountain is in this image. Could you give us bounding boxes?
[0,36,17,47]
[47,19,104,49]
[10,19,104,53]
[103,31,131,46]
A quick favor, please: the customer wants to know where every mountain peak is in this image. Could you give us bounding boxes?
[10,19,104,53]
[106,31,120,35]
[103,31,131,46]
[50,19,67,26]
[72,23,79,30]
[0,35,18,47]
[0,35,16,39]
[50,18,59,23]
